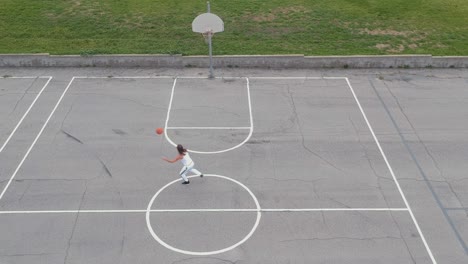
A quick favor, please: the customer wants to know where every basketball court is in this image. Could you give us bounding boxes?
[0,67,467,263]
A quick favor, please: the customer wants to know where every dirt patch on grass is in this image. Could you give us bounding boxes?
[45,0,147,29]
[388,44,405,53]
[251,13,276,22]
[376,42,423,53]
[45,0,110,20]
[332,19,357,29]
[361,28,412,36]
[276,6,309,15]
[365,27,429,53]
[375,43,406,53]
[247,6,309,22]
[410,35,427,42]
[262,27,304,36]
[376,44,391,50]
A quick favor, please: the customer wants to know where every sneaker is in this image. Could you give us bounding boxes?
[182,180,190,185]
[200,174,204,178]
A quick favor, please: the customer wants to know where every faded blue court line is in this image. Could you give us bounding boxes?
[367,76,468,254]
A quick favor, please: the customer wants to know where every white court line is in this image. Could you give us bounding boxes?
[166,126,250,130]
[345,78,437,263]
[73,76,174,79]
[0,76,53,153]
[163,78,178,145]
[74,76,246,80]
[249,77,347,80]
[67,76,346,80]
[0,76,51,79]
[164,77,254,154]
[0,208,409,214]
[0,77,76,201]
[176,76,247,79]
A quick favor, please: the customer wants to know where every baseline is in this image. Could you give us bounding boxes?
[73,76,174,79]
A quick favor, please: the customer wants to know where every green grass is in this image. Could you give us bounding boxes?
[0,0,467,55]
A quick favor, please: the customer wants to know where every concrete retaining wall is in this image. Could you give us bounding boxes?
[0,54,183,68]
[0,54,466,68]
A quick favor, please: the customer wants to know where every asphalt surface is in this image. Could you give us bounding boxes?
[0,67,467,263]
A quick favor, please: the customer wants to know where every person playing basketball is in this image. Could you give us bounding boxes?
[162,144,203,184]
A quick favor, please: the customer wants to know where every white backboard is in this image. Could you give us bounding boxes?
[192,13,224,33]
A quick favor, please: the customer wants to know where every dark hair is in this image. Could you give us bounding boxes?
[177,144,187,155]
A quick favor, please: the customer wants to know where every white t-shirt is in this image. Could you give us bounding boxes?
[181,152,193,166]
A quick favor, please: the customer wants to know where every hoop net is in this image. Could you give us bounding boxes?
[202,30,214,44]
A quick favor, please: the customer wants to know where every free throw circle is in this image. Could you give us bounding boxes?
[145,174,261,255]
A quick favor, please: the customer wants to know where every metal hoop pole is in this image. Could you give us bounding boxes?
[208,32,214,79]
[207,2,214,78]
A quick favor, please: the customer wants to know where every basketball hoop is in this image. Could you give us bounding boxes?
[202,30,214,44]
[191,4,224,79]
[192,13,223,45]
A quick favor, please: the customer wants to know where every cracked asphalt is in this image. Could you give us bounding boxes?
[0,67,467,263]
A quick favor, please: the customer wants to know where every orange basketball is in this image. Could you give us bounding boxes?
[156,127,164,135]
